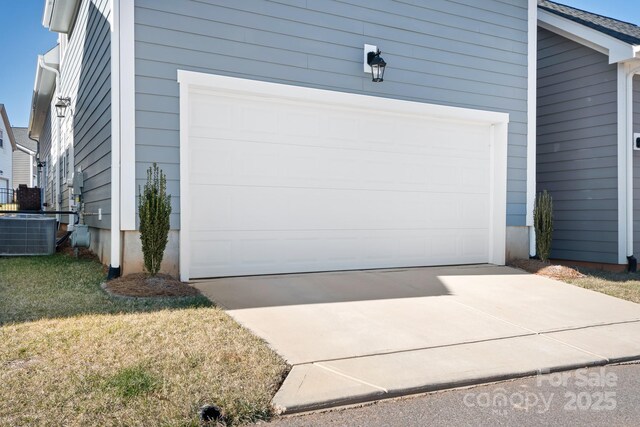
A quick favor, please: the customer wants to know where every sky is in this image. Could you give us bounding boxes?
[0,0,639,128]
[0,0,56,128]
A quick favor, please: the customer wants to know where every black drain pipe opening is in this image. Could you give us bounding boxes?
[107,265,121,280]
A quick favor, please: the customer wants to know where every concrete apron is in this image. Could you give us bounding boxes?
[193,265,640,414]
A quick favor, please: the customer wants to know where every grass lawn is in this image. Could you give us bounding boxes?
[0,254,288,426]
[564,268,640,304]
[510,259,640,304]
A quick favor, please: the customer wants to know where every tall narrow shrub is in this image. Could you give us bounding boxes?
[534,190,553,262]
[139,163,172,276]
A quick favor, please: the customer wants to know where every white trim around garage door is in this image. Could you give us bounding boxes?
[177,70,509,281]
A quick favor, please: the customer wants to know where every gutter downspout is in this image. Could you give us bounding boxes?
[626,64,640,271]
[108,0,121,279]
[27,133,40,188]
[38,56,61,223]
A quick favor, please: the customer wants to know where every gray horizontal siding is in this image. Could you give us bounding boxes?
[58,0,111,227]
[134,0,529,229]
[633,75,640,258]
[537,28,618,264]
[12,150,33,188]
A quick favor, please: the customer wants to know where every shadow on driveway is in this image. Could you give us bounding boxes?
[193,264,527,309]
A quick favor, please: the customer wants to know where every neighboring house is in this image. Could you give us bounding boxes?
[537,0,640,266]
[0,104,17,204]
[12,127,37,189]
[29,0,539,280]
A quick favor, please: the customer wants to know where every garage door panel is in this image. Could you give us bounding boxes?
[190,93,490,158]
[189,123,489,161]
[189,185,486,232]
[189,138,489,194]
[184,78,499,278]
[189,229,488,278]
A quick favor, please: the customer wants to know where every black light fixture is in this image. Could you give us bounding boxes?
[55,97,71,118]
[367,49,387,82]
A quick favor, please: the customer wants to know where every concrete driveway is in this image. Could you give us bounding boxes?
[194,265,640,413]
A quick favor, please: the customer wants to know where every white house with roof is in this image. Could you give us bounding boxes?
[0,104,17,204]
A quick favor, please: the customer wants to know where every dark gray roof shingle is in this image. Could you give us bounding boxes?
[538,0,640,46]
[11,127,36,151]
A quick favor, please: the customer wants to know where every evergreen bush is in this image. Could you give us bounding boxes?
[139,163,172,276]
[534,190,553,262]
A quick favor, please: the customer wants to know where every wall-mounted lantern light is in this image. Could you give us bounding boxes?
[55,97,72,118]
[364,44,387,82]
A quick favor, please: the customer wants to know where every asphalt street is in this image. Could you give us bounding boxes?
[264,363,640,426]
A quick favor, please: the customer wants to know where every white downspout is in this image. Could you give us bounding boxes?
[108,0,122,278]
[38,56,61,222]
[626,64,640,261]
[527,0,537,257]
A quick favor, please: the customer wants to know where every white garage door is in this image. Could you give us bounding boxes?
[178,72,507,279]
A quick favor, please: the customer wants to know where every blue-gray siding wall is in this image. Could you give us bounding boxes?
[537,28,618,264]
[64,0,111,228]
[134,0,530,229]
[633,75,640,258]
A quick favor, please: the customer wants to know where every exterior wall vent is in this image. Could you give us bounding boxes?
[0,215,56,255]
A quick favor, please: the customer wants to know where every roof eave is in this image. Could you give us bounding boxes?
[28,45,59,140]
[0,105,18,151]
[539,9,637,64]
[43,0,81,34]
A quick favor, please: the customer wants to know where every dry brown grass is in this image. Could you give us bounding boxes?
[510,259,640,304]
[509,258,585,280]
[564,270,640,304]
[0,255,289,426]
[0,309,288,426]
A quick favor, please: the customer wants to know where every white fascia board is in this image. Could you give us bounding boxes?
[28,59,45,138]
[28,46,60,139]
[539,10,636,64]
[42,0,54,28]
[43,0,81,34]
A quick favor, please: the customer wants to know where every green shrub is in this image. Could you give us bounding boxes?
[534,190,554,262]
[139,163,172,276]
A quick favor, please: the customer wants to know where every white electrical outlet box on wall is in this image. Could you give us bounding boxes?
[635,133,640,151]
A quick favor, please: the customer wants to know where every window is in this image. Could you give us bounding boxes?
[0,129,3,148]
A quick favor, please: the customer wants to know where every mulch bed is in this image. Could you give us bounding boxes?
[56,232,101,262]
[509,258,585,280]
[59,245,101,262]
[104,273,201,298]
